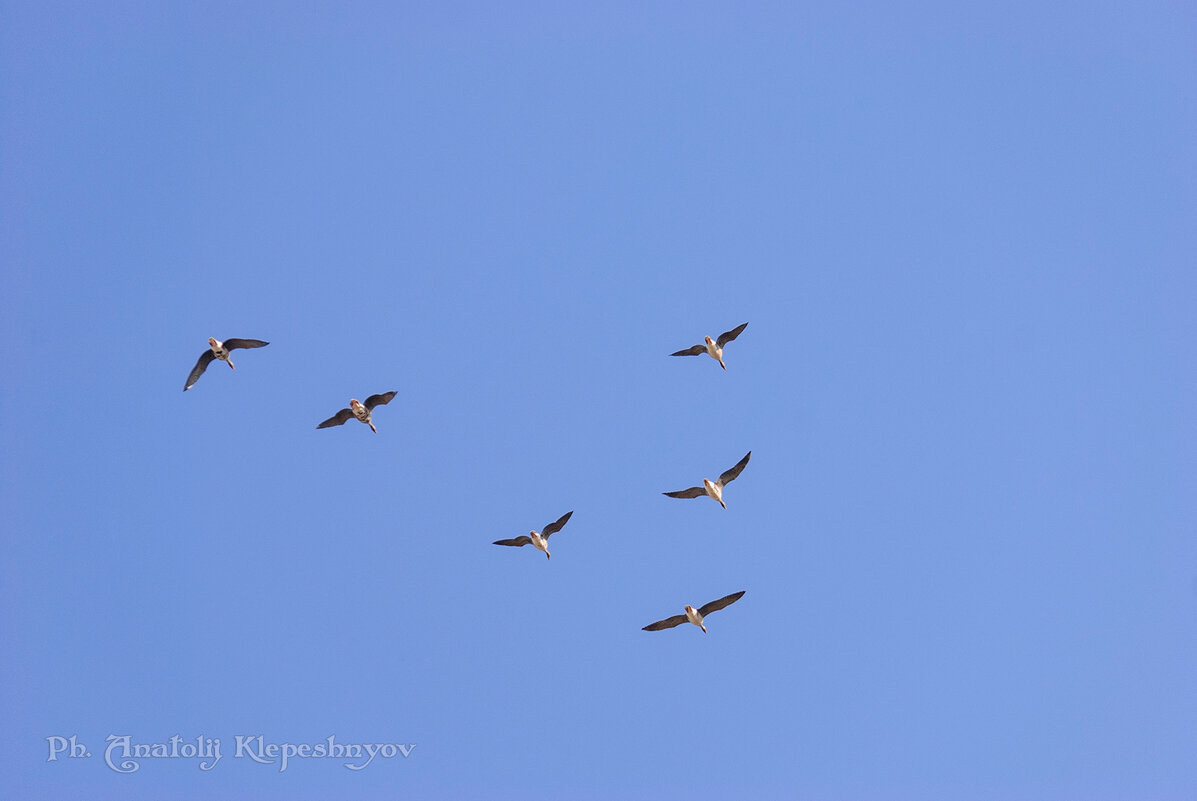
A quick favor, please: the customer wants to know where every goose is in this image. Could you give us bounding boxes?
[183,337,269,390]
[670,322,748,370]
[663,451,751,509]
[316,391,397,434]
[643,591,746,633]
[493,511,574,560]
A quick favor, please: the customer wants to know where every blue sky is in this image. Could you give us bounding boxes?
[2,2,1195,798]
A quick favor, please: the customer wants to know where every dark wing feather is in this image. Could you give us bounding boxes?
[663,486,707,499]
[541,511,573,539]
[643,614,689,631]
[670,344,706,357]
[698,590,746,617]
[223,338,269,351]
[316,408,354,428]
[717,451,751,487]
[183,350,216,390]
[715,322,748,348]
[364,390,397,410]
[493,536,533,548]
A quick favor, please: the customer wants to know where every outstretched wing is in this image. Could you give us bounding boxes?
[493,536,533,548]
[642,614,689,631]
[223,338,269,351]
[670,344,706,357]
[717,451,751,487]
[541,511,574,539]
[715,322,748,348]
[183,350,216,391]
[663,486,707,499]
[316,408,354,428]
[364,391,397,410]
[698,590,745,617]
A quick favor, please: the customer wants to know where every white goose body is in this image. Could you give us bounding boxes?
[701,478,724,509]
[703,336,723,366]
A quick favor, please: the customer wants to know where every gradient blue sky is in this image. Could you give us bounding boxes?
[2,2,1195,799]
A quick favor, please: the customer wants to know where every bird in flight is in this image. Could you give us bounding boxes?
[493,511,574,560]
[663,451,751,509]
[316,391,398,434]
[184,337,269,390]
[670,322,748,370]
[643,591,746,634]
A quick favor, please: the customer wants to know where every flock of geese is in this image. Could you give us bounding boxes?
[184,323,753,634]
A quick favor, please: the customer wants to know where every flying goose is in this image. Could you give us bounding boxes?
[663,451,751,509]
[184,337,269,390]
[670,322,748,370]
[317,391,397,434]
[643,591,746,633]
[493,511,574,560]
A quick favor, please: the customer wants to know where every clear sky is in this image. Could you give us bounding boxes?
[2,2,1195,798]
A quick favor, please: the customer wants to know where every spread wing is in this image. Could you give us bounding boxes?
[183,350,216,391]
[717,451,751,487]
[223,338,269,351]
[663,486,707,499]
[317,408,354,428]
[541,511,573,539]
[698,590,745,617]
[670,344,706,357]
[715,322,748,348]
[364,391,397,410]
[493,536,533,548]
[643,614,689,631]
